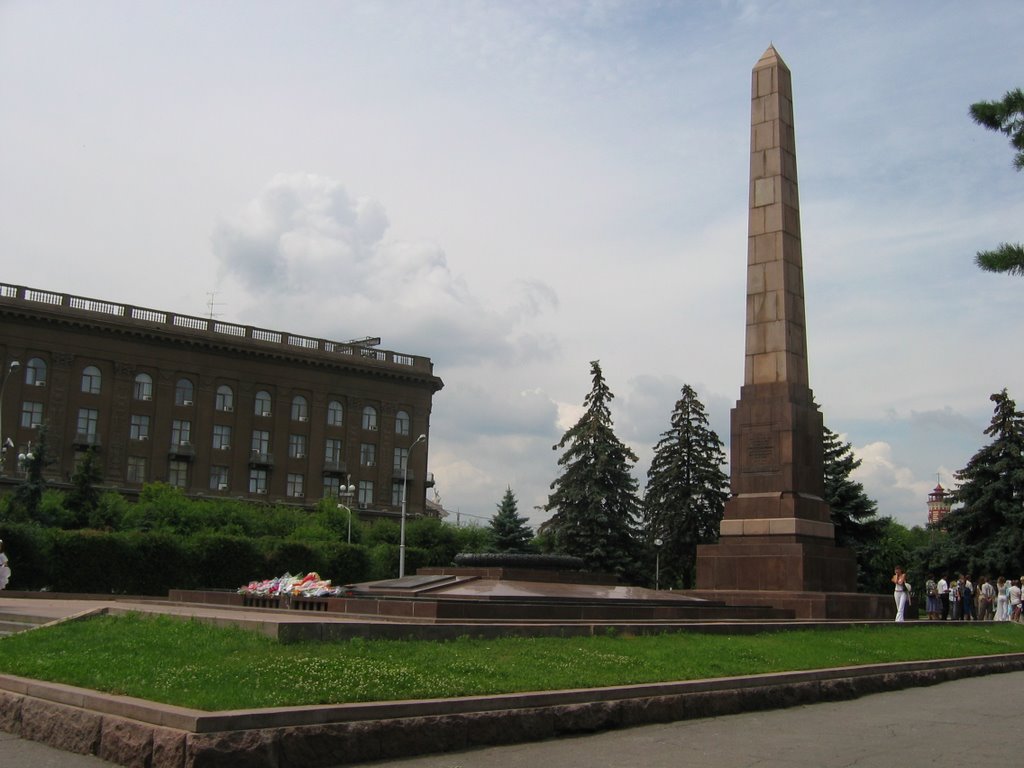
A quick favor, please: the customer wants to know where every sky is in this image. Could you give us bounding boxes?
[1,1,1021,530]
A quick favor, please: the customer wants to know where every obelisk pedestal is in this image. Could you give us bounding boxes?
[692,47,867,615]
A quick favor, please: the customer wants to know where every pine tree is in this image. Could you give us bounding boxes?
[823,426,887,591]
[642,385,728,588]
[543,360,642,579]
[489,486,533,553]
[945,389,1024,576]
[969,89,1024,276]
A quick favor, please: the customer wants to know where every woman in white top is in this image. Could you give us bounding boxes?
[892,566,909,622]
[1011,579,1023,623]
[0,539,10,590]
[995,577,1009,621]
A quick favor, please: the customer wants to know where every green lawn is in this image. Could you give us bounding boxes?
[1,613,1022,711]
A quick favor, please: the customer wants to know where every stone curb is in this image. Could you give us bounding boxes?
[2,653,1024,767]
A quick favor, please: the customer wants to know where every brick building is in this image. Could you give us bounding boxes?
[0,283,443,520]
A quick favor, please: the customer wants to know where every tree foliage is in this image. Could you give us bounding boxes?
[969,88,1024,276]
[823,426,887,591]
[65,448,103,528]
[642,385,728,589]
[944,389,1024,577]
[489,486,533,553]
[10,425,53,524]
[543,360,641,579]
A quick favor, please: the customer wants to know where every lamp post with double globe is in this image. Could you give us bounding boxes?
[398,433,427,578]
[336,475,357,544]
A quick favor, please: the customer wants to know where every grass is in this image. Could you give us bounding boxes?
[0,613,1022,711]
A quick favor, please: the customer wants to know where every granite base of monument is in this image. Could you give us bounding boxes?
[682,587,902,621]
[692,538,887,619]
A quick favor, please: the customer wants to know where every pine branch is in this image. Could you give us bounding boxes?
[975,243,1024,276]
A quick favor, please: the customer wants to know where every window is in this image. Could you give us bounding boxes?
[130,414,151,441]
[291,395,309,422]
[358,480,374,507]
[171,419,192,446]
[360,443,376,467]
[210,465,229,491]
[133,373,153,401]
[76,408,99,441]
[324,438,342,464]
[20,401,43,429]
[127,456,146,483]
[394,447,409,474]
[213,424,232,450]
[395,410,410,436]
[169,460,189,488]
[251,429,270,455]
[249,469,268,494]
[81,365,102,394]
[289,434,307,459]
[25,357,47,386]
[175,378,194,406]
[215,384,234,412]
[255,390,272,417]
[323,476,340,498]
[287,473,305,498]
[392,480,404,506]
[327,400,344,427]
[362,405,378,431]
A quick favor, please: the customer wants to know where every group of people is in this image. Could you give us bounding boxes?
[920,573,1024,623]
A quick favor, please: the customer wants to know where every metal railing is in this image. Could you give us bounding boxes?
[0,283,430,371]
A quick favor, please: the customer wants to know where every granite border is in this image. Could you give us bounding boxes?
[2,654,1023,767]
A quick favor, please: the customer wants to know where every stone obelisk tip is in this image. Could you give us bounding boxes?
[756,44,788,70]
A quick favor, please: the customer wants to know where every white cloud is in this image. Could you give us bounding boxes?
[211,173,559,368]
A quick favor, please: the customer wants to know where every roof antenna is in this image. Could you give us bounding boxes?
[206,291,225,321]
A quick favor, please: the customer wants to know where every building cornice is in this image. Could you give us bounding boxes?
[0,284,443,393]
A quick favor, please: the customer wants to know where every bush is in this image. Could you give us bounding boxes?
[262,540,328,578]
[50,530,134,593]
[323,543,370,585]
[0,522,54,590]
[188,534,264,589]
[122,532,190,595]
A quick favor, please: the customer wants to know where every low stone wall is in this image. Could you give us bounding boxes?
[2,655,1024,767]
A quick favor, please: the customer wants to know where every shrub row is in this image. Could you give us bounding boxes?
[0,522,438,595]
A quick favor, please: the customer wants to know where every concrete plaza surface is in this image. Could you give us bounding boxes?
[2,670,1022,767]
[373,670,1024,768]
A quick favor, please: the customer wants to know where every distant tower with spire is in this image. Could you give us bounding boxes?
[927,479,952,526]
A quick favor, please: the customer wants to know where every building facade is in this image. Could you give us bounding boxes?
[0,284,443,520]
[927,483,952,527]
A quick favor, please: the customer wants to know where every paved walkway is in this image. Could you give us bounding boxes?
[372,669,1024,768]
[3,669,1022,767]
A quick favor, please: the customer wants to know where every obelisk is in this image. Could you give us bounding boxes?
[695,46,856,594]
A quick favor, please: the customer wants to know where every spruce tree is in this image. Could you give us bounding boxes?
[969,89,1024,276]
[945,389,1024,576]
[544,360,641,579]
[642,385,728,588]
[823,426,887,591]
[489,486,533,553]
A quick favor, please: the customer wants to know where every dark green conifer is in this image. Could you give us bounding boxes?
[544,361,641,579]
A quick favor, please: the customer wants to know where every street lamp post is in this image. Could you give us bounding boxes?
[337,475,356,544]
[0,360,21,474]
[17,442,35,477]
[654,538,663,591]
[399,433,427,579]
